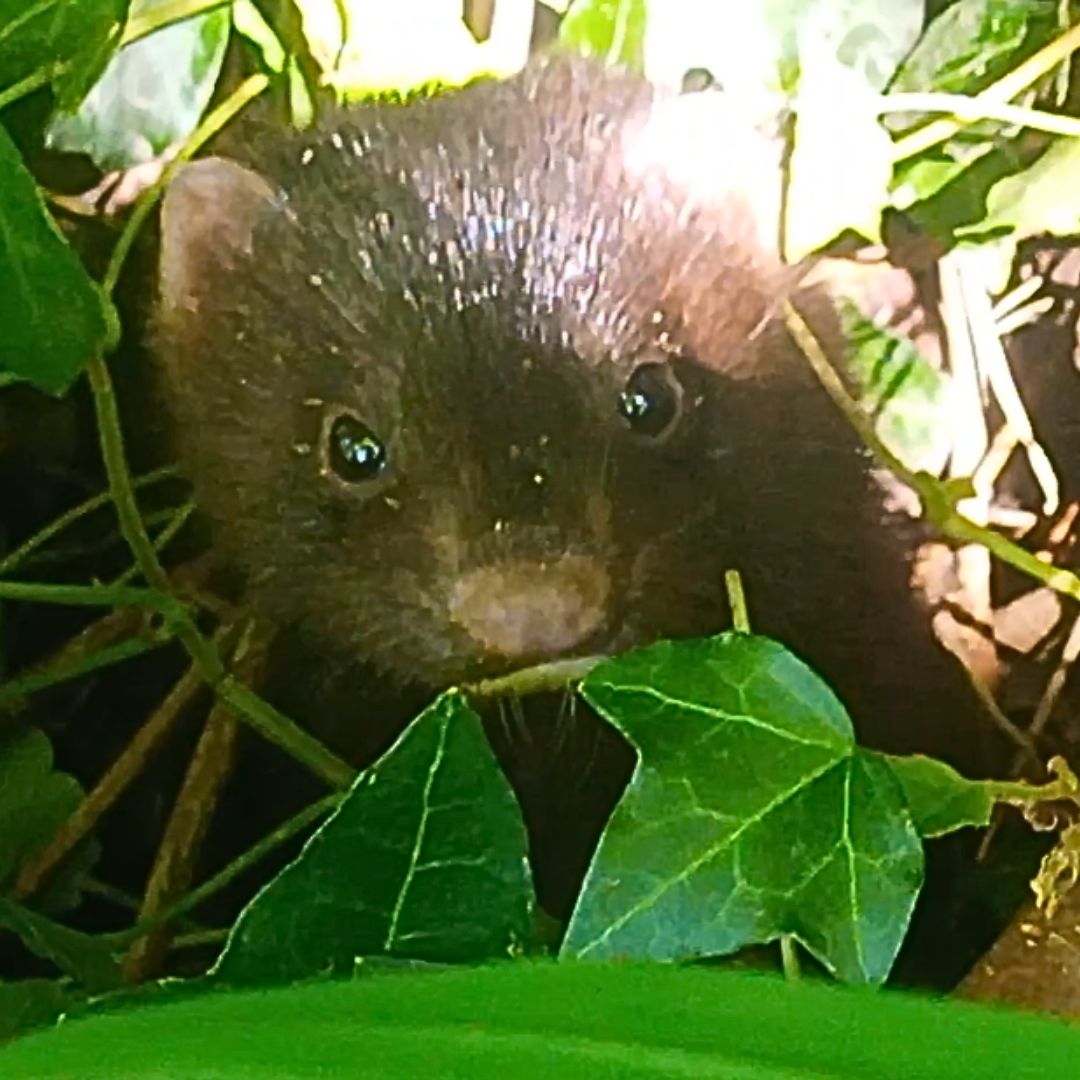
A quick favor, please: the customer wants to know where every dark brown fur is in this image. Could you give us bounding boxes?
[153,56,1007,917]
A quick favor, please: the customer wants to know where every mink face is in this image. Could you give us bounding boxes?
[155,57,1000,771]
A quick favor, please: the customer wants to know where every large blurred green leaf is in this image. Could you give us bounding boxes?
[0,0,128,107]
[6,962,1080,1077]
[212,691,532,985]
[0,125,111,392]
[564,634,923,984]
[46,0,230,170]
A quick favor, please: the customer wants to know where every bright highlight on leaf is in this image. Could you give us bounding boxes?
[46,2,231,171]
[301,0,534,98]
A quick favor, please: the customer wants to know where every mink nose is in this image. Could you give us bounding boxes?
[449,555,610,662]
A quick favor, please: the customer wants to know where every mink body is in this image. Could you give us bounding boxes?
[154,57,1006,917]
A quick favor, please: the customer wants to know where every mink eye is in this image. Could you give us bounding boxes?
[617,363,682,440]
[326,414,388,482]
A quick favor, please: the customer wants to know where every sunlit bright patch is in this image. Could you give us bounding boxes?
[621,89,786,260]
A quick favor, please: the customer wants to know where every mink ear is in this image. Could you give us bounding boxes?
[159,157,285,315]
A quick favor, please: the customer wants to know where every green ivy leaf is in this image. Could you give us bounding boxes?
[212,691,532,985]
[0,0,127,106]
[0,729,90,893]
[884,754,997,838]
[889,0,1047,95]
[0,126,111,393]
[887,1,1058,208]
[838,301,953,475]
[560,0,647,70]
[46,0,230,171]
[7,963,1080,1076]
[565,634,923,984]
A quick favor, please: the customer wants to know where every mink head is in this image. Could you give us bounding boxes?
[154,56,865,689]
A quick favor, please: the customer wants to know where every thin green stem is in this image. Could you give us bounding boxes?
[725,570,751,633]
[81,877,141,912]
[170,929,229,951]
[0,580,355,789]
[892,21,1080,161]
[0,631,173,709]
[111,500,196,585]
[465,655,604,699]
[81,72,350,783]
[20,506,187,571]
[0,466,178,578]
[215,681,356,789]
[86,353,172,593]
[780,935,802,981]
[120,793,342,947]
[0,63,62,112]
[0,579,176,611]
[881,92,1080,138]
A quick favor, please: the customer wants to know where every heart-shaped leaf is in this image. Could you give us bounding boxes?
[564,634,923,984]
[212,691,533,985]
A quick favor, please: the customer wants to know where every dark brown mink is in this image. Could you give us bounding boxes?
[153,55,1009,920]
